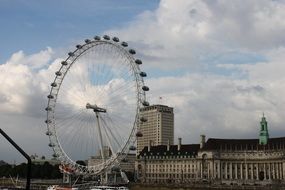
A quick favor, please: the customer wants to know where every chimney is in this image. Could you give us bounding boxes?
[167,139,170,151]
[148,140,152,152]
[200,135,206,149]
[178,138,182,151]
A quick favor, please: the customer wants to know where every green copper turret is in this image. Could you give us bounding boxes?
[259,114,269,145]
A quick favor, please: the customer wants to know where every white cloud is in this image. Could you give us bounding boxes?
[146,57,285,143]
[108,0,285,71]
[0,48,58,162]
[106,0,285,143]
[205,0,285,49]
[0,48,54,114]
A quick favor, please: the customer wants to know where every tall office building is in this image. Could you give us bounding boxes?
[137,104,174,153]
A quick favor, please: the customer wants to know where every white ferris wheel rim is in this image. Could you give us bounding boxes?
[45,35,149,175]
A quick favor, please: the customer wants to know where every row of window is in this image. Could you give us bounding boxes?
[148,164,196,168]
[145,173,195,178]
[147,168,196,172]
[217,162,283,171]
[140,155,196,159]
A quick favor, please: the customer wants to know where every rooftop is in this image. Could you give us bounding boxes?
[138,144,200,158]
[202,137,285,151]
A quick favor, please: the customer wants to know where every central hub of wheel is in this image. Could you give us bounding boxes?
[86,103,107,113]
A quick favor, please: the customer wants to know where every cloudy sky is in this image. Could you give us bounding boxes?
[1,0,285,163]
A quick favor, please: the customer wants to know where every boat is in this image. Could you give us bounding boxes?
[90,186,128,190]
[47,185,78,190]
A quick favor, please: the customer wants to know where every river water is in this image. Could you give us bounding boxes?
[131,187,192,190]
[129,184,271,190]
[130,185,209,190]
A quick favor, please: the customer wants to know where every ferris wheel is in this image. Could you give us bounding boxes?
[45,35,149,175]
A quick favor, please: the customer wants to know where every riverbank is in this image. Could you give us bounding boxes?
[3,181,285,190]
[130,183,285,190]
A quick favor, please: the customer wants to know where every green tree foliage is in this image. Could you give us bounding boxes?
[0,162,62,179]
[76,160,86,166]
[0,164,12,177]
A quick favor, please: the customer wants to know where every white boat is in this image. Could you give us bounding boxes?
[117,187,128,190]
[90,186,128,190]
[47,185,78,190]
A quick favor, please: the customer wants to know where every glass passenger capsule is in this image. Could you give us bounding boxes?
[121,42,128,47]
[103,35,110,40]
[112,37,119,42]
[135,59,142,65]
[129,49,136,54]
[142,86,149,91]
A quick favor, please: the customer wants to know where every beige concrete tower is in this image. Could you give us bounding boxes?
[137,105,174,153]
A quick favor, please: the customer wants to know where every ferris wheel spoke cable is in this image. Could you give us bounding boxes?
[71,66,87,97]
[85,62,134,102]
[99,116,116,156]
[55,102,82,114]
[61,60,92,103]
[101,115,130,135]
[55,106,85,121]
[95,103,131,154]
[100,91,134,108]
[72,117,93,158]
[56,122,85,144]
[108,81,135,98]
[83,114,95,159]
[99,75,136,98]
[58,88,85,105]
[89,49,133,95]
[56,117,86,143]
[89,121,97,160]
[62,71,90,104]
[57,86,88,108]
[92,112,105,161]
[86,105,104,159]
[99,114,122,151]
[83,78,136,110]
[55,108,86,131]
[73,112,91,157]
[57,111,88,150]
[105,111,133,130]
[104,113,129,151]
[108,48,131,77]
[83,48,135,101]
[92,79,135,106]
[89,45,112,88]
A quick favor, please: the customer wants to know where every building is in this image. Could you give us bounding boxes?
[88,146,112,167]
[88,147,136,184]
[88,147,135,173]
[119,153,136,173]
[137,105,174,153]
[136,115,285,185]
[137,138,200,184]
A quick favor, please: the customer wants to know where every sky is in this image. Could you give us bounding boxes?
[1,0,285,163]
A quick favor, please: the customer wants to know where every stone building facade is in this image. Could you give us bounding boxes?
[137,139,200,184]
[137,105,174,153]
[198,137,285,185]
[136,115,285,185]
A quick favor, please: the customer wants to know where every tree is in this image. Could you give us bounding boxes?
[76,160,86,166]
[0,162,62,179]
[0,164,12,177]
